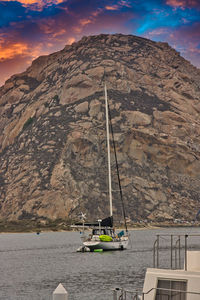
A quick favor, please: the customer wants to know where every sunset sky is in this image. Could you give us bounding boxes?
[0,0,200,86]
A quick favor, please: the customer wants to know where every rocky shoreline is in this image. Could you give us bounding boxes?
[0,219,199,233]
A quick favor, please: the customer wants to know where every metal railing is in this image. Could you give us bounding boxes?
[153,234,200,270]
[112,288,142,300]
[112,287,200,300]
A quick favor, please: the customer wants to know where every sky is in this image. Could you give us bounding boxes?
[0,0,200,86]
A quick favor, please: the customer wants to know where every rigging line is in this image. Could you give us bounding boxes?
[107,96,128,233]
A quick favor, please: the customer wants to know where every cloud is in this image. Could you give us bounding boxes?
[66,37,75,44]
[79,19,93,26]
[2,0,39,4]
[118,0,132,8]
[52,28,67,38]
[105,5,120,11]
[1,0,66,10]
[168,22,200,67]
[0,38,50,85]
[145,21,200,68]
[0,0,200,86]
[146,27,171,38]
[0,42,28,61]
[0,55,31,85]
[105,0,132,11]
[166,0,200,9]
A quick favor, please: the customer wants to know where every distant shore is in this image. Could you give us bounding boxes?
[0,219,71,234]
[0,219,199,233]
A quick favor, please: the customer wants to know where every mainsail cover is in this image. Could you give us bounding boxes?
[101,216,113,227]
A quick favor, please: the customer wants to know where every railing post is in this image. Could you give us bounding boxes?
[157,235,159,268]
[113,288,120,300]
[175,237,177,269]
[53,283,68,300]
[175,236,181,269]
[185,235,188,271]
[178,235,181,269]
[135,291,138,300]
[170,235,173,269]
[153,236,159,268]
[153,239,156,268]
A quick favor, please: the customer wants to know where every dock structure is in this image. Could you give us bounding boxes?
[53,283,68,300]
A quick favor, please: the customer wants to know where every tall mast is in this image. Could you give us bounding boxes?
[104,83,112,217]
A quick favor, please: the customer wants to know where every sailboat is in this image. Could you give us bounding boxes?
[74,83,129,252]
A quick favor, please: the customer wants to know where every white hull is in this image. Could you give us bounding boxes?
[83,236,129,251]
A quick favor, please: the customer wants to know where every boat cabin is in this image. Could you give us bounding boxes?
[92,228,115,237]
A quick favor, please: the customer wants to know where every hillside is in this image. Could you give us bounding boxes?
[0,34,200,223]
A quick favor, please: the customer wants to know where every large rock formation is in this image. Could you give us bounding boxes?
[0,34,200,222]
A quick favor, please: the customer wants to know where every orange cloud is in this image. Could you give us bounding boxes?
[28,43,47,60]
[3,0,38,4]
[166,0,199,8]
[0,38,46,65]
[66,37,76,45]
[73,18,93,33]
[52,29,67,38]
[1,0,65,9]
[92,9,103,17]
[0,42,28,61]
[105,1,131,10]
[105,5,120,11]
[39,19,56,34]
[80,19,92,26]
[2,0,64,3]
[73,26,82,34]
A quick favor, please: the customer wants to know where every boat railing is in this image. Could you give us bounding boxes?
[112,286,200,299]
[153,234,200,270]
[112,287,142,300]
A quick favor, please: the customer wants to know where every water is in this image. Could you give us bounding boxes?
[0,227,200,300]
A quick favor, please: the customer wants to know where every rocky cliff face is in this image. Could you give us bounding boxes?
[0,34,200,222]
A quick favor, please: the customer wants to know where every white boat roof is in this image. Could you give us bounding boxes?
[144,267,200,279]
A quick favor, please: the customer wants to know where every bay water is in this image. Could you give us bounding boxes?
[0,226,200,300]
